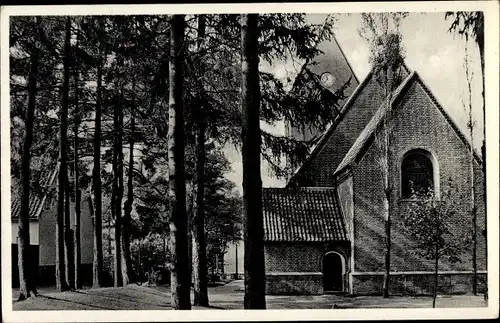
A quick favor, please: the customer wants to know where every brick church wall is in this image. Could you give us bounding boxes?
[351,79,486,295]
[301,74,397,187]
[264,242,351,295]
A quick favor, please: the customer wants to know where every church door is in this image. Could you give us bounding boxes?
[323,252,344,292]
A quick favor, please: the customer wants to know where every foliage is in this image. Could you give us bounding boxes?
[130,233,170,285]
[402,178,472,306]
[10,14,350,296]
[403,184,467,263]
[445,11,484,45]
[359,13,407,88]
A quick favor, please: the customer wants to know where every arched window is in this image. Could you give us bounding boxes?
[401,150,434,198]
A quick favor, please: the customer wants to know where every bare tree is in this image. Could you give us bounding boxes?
[168,14,191,310]
[462,39,478,295]
[241,13,266,309]
[446,11,486,298]
[359,13,406,298]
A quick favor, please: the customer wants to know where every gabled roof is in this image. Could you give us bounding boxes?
[263,187,348,242]
[287,63,413,186]
[334,71,482,177]
[286,71,374,186]
[11,164,59,220]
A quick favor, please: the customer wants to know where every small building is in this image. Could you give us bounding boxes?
[11,165,94,287]
[262,36,486,296]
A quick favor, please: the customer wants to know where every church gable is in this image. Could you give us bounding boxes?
[335,71,482,177]
[289,66,410,187]
[344,71,486,273]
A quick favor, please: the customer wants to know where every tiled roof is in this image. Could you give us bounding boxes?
[263,187,348,242]
[334,70,482,176]
[11,164,59,220]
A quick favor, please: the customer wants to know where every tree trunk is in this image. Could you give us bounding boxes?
[241,13,266,310]
[113,87,124,287]
[192,14,209,308]
[477,12,487,301]
[382,187,391,298]
[382,79,392,299]
[17,35,39,301]
[56,16,71,293]
[433,241,438,308]
[193,113,209,306]
[73,29,82,290]
[468,70,478,297]
[65,180,75,289]
[168,14,191,310]
[62,17,75,291]
[121,86,135,286]
[92,18,105,288]
[234,241,239,279]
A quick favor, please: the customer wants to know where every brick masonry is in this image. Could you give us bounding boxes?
[271,72,487,296]
[348,78,486,294]
[264,242,350,295]
[296,69,408,187]
[352,272,487,296]
[266,272,324,295]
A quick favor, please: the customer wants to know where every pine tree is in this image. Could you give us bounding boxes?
[73,23,82,290]
[241,13,266,310]
[92,17,105,288]
[56,16,71,293]
[192,14,209,307]
[17,17,41,301]
[113,77,124,287]
[122,84,135,285]
[168,14,191,310]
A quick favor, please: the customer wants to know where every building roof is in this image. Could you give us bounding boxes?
[287,64,413,186]
[11,164,59,220]
[286,71,374,186]
[263,187,348,242]
[284,34,361,144]
[334,71,482,177]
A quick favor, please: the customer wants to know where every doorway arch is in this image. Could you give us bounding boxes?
[323,251,345,292]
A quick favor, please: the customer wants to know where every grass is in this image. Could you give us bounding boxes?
[11,280,488,311]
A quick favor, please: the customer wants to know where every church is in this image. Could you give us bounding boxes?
[261,36,487,296]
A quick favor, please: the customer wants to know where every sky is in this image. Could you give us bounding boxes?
[224,12,484,193]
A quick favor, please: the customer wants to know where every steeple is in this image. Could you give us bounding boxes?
[285,34,360,143]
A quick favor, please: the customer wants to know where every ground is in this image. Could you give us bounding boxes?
[11,280,487,310]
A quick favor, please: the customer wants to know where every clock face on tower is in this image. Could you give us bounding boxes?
[320,72,336,88]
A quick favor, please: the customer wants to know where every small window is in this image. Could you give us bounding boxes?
[401,150,434,198]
